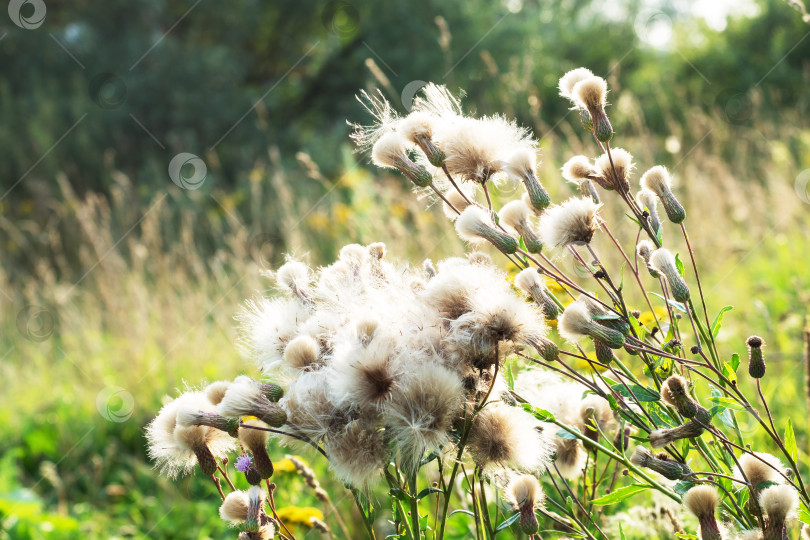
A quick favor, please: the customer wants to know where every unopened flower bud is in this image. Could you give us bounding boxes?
[630,446,691,480]
[746,336,766,379]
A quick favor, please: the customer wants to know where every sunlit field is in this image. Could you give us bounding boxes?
[2,1,810,539]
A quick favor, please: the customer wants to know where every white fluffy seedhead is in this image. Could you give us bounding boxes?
[399,111,436,143]
[760,484,798,525]
[499,199,531,232]
[412,82,464,118]
[276,260,311,297]
[735,452,785,488]
[557,302,592,342]
[561,155,595,184]
[386,362,464,471]
[640,165,673,196]
[502,147,538,180]
[238,296,310,374]
[349,89,400,152]
[372,131,409,169]
[324,417,388,488]
[636,189,658,213]
[559,67,594,100]
[649,248,678,276]
[442,188,475,219]
[683,485,719,520]
[572,76,608,111]
[331,333,401,408]
[455,206,493,242]
[467,404,551,472]
[220,490,250,523]
[538,197,601,248]
[205,381,231,406]
[284,335,320,371]
[504,474,544,510]
[594,148,634,191]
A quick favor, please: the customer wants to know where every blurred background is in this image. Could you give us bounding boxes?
[2,0,810,538]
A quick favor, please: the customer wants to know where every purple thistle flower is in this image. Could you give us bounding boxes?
[235,453,253,474]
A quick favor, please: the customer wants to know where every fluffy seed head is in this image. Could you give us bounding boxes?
[277,260,311,299]
[594,148,633,192]
[559,68,594,100]
[218,377,287,427]
[735,452,784,488]
[505,474,544,509]
[220,490,250,523]
[443,189,474,218]
[371,131,409,169]
[205,381,231,406]
[499,200,531,232]
[538,197,601,247]
[332,335,400,407]
[572,76,608,110]
[640,166,673,195]
[386,363,464,470]
[467,405,550,471]
[760,484,798,524]
[650,248,690,303]
[324,418,388,488]
[503,147,538,180]
[683,485,719,520]
[398,111,436,143]
[455,206,518,254]
[284,335,320,371]
[562,156,595,184]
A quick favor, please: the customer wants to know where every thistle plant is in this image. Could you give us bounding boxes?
[146,69,808,539]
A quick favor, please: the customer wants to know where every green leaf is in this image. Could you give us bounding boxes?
[708,396,746,412]
[722,362,737,386]
[673,481,698,496]
[619,523,627,540]
[625,213,641,226]
[505,360,515,391]
[556,427,581,440]
[449,509,476,517]
[785,419,798,463]
[675,253,686,278]
[676,535,699,540]
[416,487,442,501]
[755,480,780,490]
[494,512,520,533]
[590,484,649,505]
[710,306,733,338]
[650,292,687,313]
[798,501,810,527]
[389,487,409,501]
[522,403,555,422]
[592,312,622,321]
[611,383,660,402]
[729,353,741,372]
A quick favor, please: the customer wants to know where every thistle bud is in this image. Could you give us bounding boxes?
[528,335,560,362]
[515,269,559,320]
[660,375,699,419]
[640,166,686,224]
[245,486,265,532]
[650,248,690,303]
[455,206,518,254]
[630,446,691,480]
[239,422,275,480]
[594,148,633,193]
[579,107,594,132]
[372,132,433,187]
[593,338,614,364]
[746,336,766,379]
[572,76,613,142]
[683,485,723,540]
[649,419,706,448]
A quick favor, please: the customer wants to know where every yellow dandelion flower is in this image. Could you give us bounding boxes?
[276,506,324,529]
[274,455,309,473]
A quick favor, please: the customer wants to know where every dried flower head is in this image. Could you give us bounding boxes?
[515,268,559,320]
[735,452,785,489]
[538,197,601,248]
[205,381,231,406]
[562,155,596,184]
[660,375,699,418]
[629,446,691,480]
[324,417,388,488]
[399,111,446,166]
[572,76,612,141]
[349,89,400,152]
[276,260,313,303]
[636,188,662,236]
[218,376,287,427]
[220,490,250,524]
[239,421,274,479]
[760,485,798,539]
[636,239,660,278]
[283,335,321,371]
